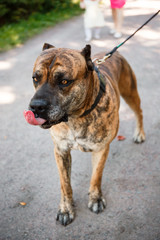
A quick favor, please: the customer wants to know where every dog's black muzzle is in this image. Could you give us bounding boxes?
[29,98,49,119]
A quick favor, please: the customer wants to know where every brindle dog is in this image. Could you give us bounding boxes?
[28,43,145,226]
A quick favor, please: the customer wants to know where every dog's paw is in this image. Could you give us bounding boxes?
[88,197,106,214]
[133,129,145,143]
[56,209,74,226]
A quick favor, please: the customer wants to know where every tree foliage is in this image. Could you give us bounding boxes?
[0,0,76,25]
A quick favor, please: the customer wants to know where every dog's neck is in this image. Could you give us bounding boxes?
[80,66,106,117]
[63,67,106,122]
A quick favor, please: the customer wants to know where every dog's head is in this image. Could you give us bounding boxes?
[27,43,94,129]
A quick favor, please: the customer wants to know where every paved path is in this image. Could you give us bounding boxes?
[0,1,160,239]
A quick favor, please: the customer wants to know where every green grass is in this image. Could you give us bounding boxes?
[0,5,83,52]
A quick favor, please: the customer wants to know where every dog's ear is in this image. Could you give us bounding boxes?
[81,45,94,71]
[42,43,55,51]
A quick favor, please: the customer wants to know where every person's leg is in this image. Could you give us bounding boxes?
[111,8,123,38]
[115,8,123,37]
[85,27,92,41]
[110,8,117,34]
[94,27,101,39]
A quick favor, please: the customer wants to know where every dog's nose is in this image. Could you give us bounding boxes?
[29,99,48,116]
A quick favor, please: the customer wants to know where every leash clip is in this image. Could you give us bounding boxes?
[92,54,111,65]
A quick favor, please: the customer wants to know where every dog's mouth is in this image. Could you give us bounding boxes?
[23,110,68,129]
[41,114,68,129]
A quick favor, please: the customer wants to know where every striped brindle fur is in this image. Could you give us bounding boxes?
[29,43,145,226]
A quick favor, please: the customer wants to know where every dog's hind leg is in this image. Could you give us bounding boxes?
[54,147,74,226]
[118,62,145,143]
[88,144,109,213]
[122,90,145,143]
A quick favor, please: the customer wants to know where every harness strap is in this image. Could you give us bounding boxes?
[80,65,106,117]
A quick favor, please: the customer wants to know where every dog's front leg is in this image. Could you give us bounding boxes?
[88,144,109,213]
[54,146,74,226]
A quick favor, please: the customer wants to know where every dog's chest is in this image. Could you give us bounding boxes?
[67,130,98,152]
[50,121,112,152]
[51,127,95,152]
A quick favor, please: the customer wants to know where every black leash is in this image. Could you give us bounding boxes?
[80,10,160,118]
[94,10,160,64]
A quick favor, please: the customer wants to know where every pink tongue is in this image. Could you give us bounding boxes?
[23,110,46,126]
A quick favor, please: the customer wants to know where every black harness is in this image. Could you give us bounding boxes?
[80,65,106,117]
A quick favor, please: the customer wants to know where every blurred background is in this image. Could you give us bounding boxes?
[0,0,82,52]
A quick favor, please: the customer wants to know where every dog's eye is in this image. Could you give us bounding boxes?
[61,80,68,85]
[58,78,74,88]
[59,79,74,87]
[33,77,38,82]
[32,77,40,86]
